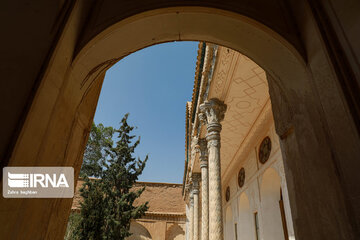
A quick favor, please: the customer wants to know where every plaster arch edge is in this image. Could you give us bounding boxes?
[71,7,308,94]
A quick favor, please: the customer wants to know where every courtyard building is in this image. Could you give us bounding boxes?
[72,181,186,240]
[183,43,295,240]
[70,43,295,240]
[1,1,359,239]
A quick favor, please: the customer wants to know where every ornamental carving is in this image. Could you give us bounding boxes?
[198,112,207,126]
[197,138,208,167]
[191,173,200,195]
[207,140,220,148]
[225,186,230,202]
[197,138,208,158]
[238,167,245,188]
[192,173,201,191]
[259,136,272,164]
[199,98,227,125]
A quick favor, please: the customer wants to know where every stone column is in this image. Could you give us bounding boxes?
[199,98,227,240]
[189,187,194,240]
[192,174,200,240]
[198,138,209,240]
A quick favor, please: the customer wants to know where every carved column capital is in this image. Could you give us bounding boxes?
[191,173,201,195]
[197,138,208,168]
[199,98,227,126]
[185,183,191,193]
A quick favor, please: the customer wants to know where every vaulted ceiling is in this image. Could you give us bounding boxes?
[195,47,270,177]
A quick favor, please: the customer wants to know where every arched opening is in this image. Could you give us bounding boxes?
[238,193,255,240]
[166,224,185,240]
[128,222,152,240]
[225,205,235,240]
[260,168,285,240]
[2,4,358,240]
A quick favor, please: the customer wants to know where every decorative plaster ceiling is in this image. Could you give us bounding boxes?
[205,46,270,176]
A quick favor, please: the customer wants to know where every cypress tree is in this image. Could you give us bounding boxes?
[73,114,148,240]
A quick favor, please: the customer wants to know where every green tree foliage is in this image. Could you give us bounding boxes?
[80,123,114,178]
[68,114,148,240]
[64,212,81,240]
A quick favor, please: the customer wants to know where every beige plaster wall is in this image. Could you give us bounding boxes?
[128,222,152,240]
[166,223,186,240]
[132,182,185,214]
[72,181,185,213]
[132,220,185,240]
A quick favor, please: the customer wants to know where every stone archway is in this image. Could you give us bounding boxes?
[1,2,359,240]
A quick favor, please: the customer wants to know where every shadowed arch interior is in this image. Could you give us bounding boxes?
[166,224,185,240]
[128,222,152,240]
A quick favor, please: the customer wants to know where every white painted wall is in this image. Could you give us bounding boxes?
[238,193,256,240]
[222,124,295,240]
[225,205,235,240]
[260,168,284,240]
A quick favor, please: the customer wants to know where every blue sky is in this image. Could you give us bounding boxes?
[93,41,198,183]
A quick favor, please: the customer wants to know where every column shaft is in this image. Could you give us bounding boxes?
[199,138,209,240]
[199,98,227,240]
[193,191,199,240]
[192,174,200,240]
[189,193,194,240]
[207,128,223,240]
